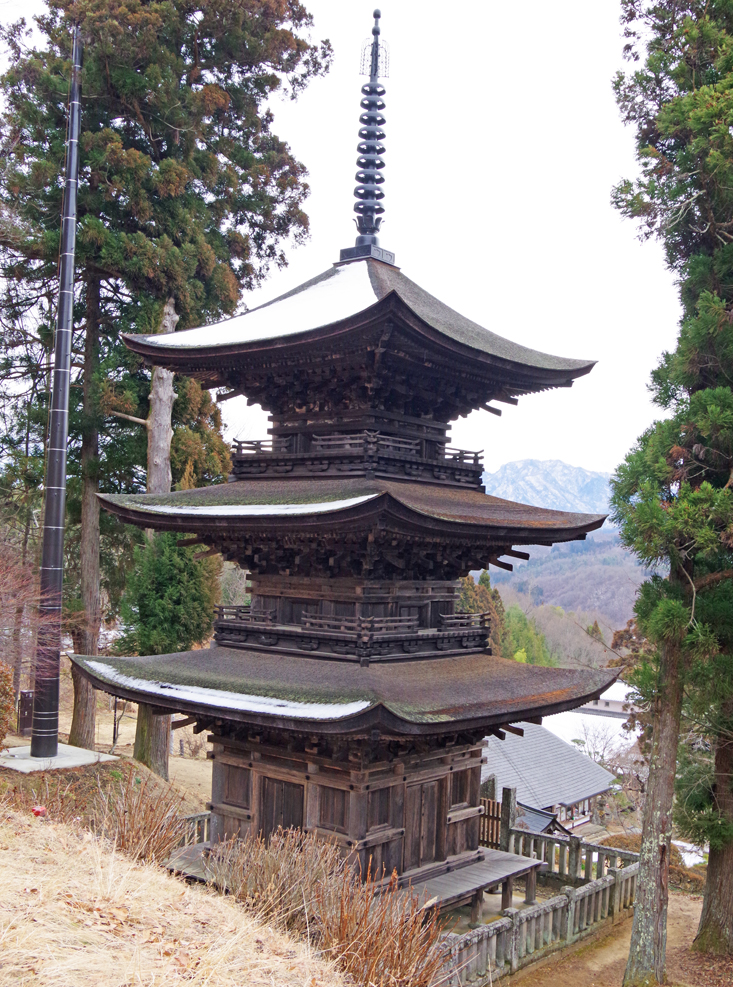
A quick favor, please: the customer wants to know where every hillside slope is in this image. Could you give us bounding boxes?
[0,807,342,987]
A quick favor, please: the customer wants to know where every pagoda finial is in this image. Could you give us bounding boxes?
[339,9,396,266]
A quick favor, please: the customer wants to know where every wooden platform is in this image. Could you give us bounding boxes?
[167,842,210,882]
[411,850,545,926]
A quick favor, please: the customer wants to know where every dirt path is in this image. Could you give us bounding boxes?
[511,892,733,987]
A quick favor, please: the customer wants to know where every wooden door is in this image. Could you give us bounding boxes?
[403,781,439,871]
[261,777,304,840]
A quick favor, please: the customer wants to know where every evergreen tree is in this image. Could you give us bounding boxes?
[0,0,330,746]
[612,1,733,974]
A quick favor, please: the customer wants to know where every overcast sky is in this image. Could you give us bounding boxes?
[2,0,681,475]
[220,0,680,475]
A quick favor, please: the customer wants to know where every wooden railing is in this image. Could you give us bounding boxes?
[441,862,639,983]
[507,830,639,884]
[300,613,420,637]
[478,798,501,849]
[230,430,484,467]
[442,446,484,466]
[180,811,211,846]
[214,606,276,624]
[440,611,491,630]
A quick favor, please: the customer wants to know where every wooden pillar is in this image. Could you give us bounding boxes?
[501,875,514,911]
[469,889,484,927]
[500,786,516,852]
[524,866,537,905]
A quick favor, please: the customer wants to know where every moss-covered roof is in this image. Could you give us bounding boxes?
[99,477,605,544]
[72,648,616,737]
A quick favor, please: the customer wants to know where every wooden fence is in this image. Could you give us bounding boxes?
[478,798,501,849]
[507,829,639,885]
[441,862,639,983]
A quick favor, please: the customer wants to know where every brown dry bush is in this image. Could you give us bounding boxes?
[207,833,448,987]
[205,827,346,935]
[93,764,187,862]
[0,660,14,747]
[316,866,447,987]
[2,774,89,824]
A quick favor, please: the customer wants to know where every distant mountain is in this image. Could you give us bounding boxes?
[479,460,650,629]
[482,459,611,518]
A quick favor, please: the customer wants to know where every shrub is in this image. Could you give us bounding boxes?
[205,828,345,935]
[93,765,187,862]
[206,832,447,987]
[0,660,13,748]
[316,865,446,987]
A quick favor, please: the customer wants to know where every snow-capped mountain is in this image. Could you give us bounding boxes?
[482,460,612,517]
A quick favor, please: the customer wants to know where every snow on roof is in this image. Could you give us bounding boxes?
[134,263,376,349]
[123,494,379,517]
[86,661,371,720]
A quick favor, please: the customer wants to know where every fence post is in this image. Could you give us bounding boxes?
[561,887,577,943]
[503,907,521,973]
[609,867,623,924]
[480,774,496,801]
[568,835,582,883]
[500,786,517,852]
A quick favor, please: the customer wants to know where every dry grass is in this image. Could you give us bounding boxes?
[205,828,345,935]
[0,806,343,987]
[93,765,188,863]
[316,867,447,987]
[207,832,448,987]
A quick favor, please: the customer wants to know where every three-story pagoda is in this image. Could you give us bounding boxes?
[73,11,615,883]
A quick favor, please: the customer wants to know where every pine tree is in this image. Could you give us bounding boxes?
[0,0,330,746]
[612,1,733,974]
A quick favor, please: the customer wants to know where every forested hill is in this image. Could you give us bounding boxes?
[482,459,611,516]
[481,460,650,630]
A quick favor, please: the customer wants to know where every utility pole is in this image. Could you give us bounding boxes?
[30,24,83,758]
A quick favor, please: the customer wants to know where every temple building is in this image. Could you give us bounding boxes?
[73,11,615,885]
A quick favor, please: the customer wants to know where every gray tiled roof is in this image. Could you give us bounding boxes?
[482,721,615,810]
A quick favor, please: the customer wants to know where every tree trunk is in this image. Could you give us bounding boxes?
[134,297,178,778]
[69,274,101,750]
[694,700,733,955]
[133,702,170,780]
[147,366,176,499]
[623,637,684,987]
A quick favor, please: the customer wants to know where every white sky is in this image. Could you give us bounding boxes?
[220,1,680,474]
[1,0,681,475]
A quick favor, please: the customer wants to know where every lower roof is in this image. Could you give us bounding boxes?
[71,647,616,738]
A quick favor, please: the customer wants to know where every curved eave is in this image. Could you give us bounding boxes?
[70,654,617,738]
[97,489,606,546]
[122,291,595,396]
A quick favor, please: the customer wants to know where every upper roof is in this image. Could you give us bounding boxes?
[123,259,594,380]
[70,647,616,738]
[481,721,615,809]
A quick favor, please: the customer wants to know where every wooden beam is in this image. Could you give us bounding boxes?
[171,716,197,731]
[494,393,519,406]
[505,549,530,561]
[489,557,513,572]
[503,724,525,738]
[482,404,502,417]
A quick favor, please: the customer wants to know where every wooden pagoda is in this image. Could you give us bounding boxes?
[73,12,615,885]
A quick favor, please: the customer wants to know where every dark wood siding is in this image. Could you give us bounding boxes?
[224,765,251,808]
[318,785,349,833]
[450,770,470,807]
[368,787,391,831]
[404,781,439,871]
[261,777,304,840]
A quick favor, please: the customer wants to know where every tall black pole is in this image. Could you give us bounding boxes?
[30,24,83,758]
